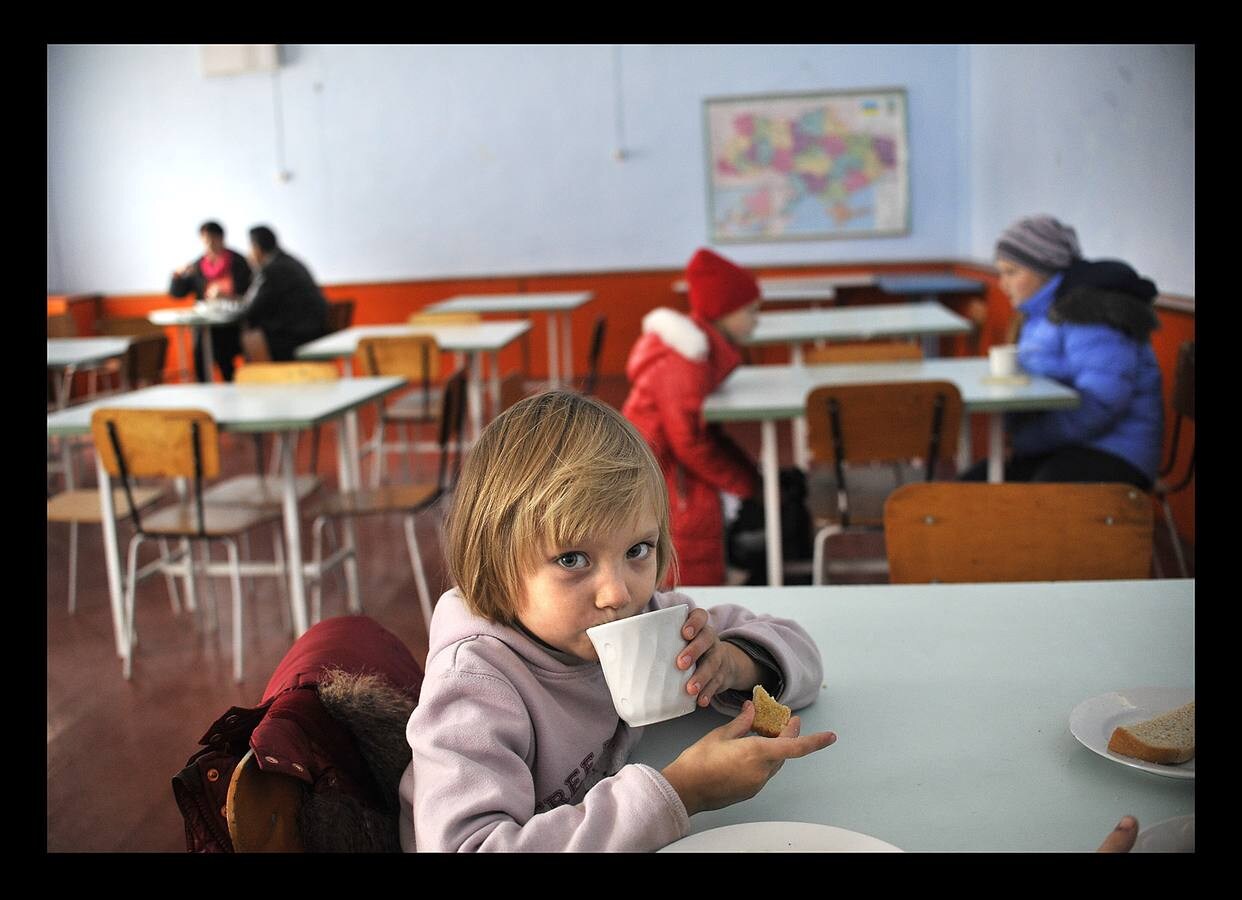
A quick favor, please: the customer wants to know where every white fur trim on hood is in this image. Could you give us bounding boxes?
[641,308,708,361]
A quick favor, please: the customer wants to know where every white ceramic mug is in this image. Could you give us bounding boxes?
[989,344,1019,378]
[586,604,697,728]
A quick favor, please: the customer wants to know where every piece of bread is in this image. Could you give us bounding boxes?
[751,685,792,738]
[1107,701,1195,765]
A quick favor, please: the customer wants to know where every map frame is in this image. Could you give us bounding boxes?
[702,87,911,244]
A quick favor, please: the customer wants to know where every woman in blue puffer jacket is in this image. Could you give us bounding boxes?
[962,215,1163,489]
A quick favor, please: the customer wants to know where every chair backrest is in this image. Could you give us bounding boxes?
[125,333,169,388]
[236,361,340,384]
[407,311,482,327]
[326,299,356,333]
[802,341,924,365]
[356,335,440,382]
[1172,341,1194,421]
[884,482,1154,583]
[241,327,272,363]
[91,407,221,480]
[47,313,76,338]
[805,381,962,467]
[226,748,305,852]
[582,316,607,396]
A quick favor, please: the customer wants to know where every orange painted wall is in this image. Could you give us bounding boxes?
[61,258,1193,548]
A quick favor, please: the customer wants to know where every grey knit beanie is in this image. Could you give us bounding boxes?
[995,215,1082,277]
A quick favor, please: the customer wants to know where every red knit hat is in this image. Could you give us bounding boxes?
[686,248,760,322]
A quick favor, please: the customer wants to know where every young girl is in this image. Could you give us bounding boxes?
[622,247,765,586]
[399,391,833,852]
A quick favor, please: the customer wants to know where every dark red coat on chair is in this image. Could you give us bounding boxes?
[622,308,761,586]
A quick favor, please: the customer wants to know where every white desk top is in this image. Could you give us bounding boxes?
[45,378,406,437]
[424,291,594,314]
[296,321,532,360]
[630,580,1195,852]
[149,302,244,326]
[47,337,133,368]
[674,274,877,295]
[745,302,971,346]
[704,358,1080,421]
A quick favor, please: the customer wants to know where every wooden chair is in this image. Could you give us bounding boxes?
[326,299,356,334]
[802,340,924,365]
[884,482,1154,583]
[226,748,305,851]
[356,335,446,487]
[580,315,607,396]
[202,363,337,511]
[96,318,170,390]
[806,381,963,584]
[90,407,286,681]
[1153,341,1194,577]
[47,313,76,337]
[241,327,273,363]
[310,369,468,627]
[47,485,169,616]
[407,311,482,327]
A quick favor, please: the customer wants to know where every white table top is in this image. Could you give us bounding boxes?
[423,291,594,314]
[704,357,1080,421]
[745,302,972,347]
[630,579,1195,852]
[148,302,244,327]
[47,337,134,368]
[45,378,406,437]
[296,321,532,360]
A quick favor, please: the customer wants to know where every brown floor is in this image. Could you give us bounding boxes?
[45,375,1193,851]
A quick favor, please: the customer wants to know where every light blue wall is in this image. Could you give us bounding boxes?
[967,44,1195,296]
[46,43,967,294]
[47,44,1194,298]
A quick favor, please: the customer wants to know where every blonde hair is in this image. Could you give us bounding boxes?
[445,391,675,625]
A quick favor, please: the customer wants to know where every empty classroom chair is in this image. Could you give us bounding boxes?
[1152,341,1194,577]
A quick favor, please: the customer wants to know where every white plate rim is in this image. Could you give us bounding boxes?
[1069,686,1194,780]
[659,820,903,853]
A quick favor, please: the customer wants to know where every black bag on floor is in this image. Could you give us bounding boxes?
[726,467,813,585]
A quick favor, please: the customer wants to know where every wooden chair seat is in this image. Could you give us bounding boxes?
[226,748,304,852]
[47,486,164,523]
[202,474,322,508]
[140,501,281,537]
[383,390,444,422]
[312,483,440,518]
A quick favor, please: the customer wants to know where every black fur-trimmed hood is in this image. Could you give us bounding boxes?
[1049,258,1160,341]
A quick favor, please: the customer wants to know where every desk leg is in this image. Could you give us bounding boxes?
[987,414,1004,483]
[341,358,363,489]
[469,352,484,444]
[562,312,574,386]
[788,344,810,471]
[280,433,309,637]
[334,417,362,614]
[95,454,127,659]
[200,326,215,383]
[920,294,940,358]
[547,313,560,390]
[175,326,192,383]
[761,420,783,587]
[957,415,972,475]
[489,350,501,420]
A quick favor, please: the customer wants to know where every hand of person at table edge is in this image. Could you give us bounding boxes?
[676,607,763,708]
[661,701,836,817]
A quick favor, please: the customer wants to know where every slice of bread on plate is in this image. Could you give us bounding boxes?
[1107,700,1195,765]
[751,685,792,738]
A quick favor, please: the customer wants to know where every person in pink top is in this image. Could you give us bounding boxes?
[400,391,835,852]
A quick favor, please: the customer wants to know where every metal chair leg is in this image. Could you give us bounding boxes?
[223,538,245,683]
[67,521,79,614]
[811,524,844,586]
[404,513,433,628]
[122,535,147,680]
[159,538,182,614]
[272,527,291,637]
[311,515,328,627]
[1162,497,1189,578]
[179,538,199,615]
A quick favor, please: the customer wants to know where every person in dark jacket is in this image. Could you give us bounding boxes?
[168,220,252,382]
[962,215,1163,488]
[242,225,329,361]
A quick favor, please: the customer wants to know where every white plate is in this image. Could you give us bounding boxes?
[1132,814,1195,853]
[659,821,902,853]
[1069,687,1194,780]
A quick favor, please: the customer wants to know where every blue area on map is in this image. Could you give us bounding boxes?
[797,110,826,136]
[712,187,765,235]
[786,184,878,233]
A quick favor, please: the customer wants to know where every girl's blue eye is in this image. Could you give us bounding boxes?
[627,542,654,561]
[556,552,589,570]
